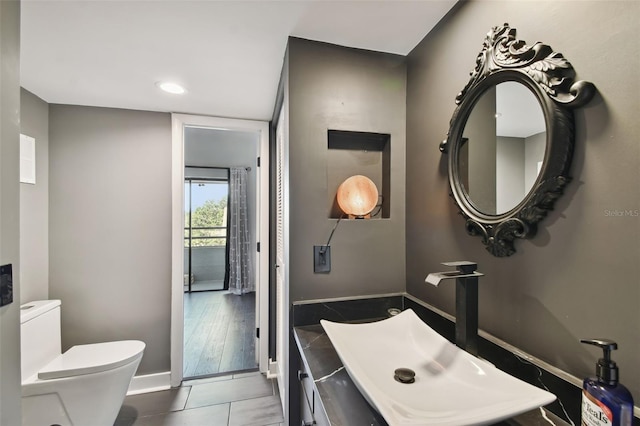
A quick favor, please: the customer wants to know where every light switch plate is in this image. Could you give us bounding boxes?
[314,246,331,273]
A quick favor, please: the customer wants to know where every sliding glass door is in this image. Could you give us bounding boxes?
[184,179,229,292]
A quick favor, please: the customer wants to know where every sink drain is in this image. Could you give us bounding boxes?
[387,308,402,317]
[394,368,416,384]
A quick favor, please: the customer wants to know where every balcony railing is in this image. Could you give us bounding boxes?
[184,226,227,290]
[184,226,226,247]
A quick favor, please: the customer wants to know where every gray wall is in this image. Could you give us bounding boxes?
[0,1,22,423]
[496,136,524,213]
[406,0,640,400]
[287,38,406,301]
[49,105,172,374]
[20,89,49,303]
[496,132,546,213]
[464,86,497,214]
[524,131,545,190]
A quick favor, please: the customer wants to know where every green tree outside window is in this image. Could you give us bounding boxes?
[185,198,227,247]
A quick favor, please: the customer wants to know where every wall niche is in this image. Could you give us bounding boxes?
[327,130,390,219]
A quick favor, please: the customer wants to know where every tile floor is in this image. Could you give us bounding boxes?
[114,371,284,426]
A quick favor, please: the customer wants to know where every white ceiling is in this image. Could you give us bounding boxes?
[496,82,546,138]
[20,0,458,121]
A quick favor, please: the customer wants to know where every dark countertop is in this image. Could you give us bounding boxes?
[294,324,571,426]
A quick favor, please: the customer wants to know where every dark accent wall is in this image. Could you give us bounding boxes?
[406,0,640,401]
[287,38,407,301]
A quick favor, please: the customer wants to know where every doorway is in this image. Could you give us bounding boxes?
[171,114,270,386]
[182,168,257,378]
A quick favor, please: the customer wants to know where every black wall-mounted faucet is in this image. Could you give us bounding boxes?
[425,261,483,356]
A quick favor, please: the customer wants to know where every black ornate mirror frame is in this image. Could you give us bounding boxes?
[440,23,595,257]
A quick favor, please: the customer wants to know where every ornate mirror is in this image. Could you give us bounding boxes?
[440,24,595,257]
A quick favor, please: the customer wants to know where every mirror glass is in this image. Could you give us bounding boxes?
[458,81,546,215]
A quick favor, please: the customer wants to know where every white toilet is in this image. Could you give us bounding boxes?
[20,300,145,426]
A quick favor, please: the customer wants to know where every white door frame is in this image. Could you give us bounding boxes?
[170,113,270,386]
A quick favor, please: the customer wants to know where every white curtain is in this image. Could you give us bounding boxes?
[228,167,254,295]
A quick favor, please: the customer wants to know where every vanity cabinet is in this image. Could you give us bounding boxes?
[300,387,313,426]
[291,297,595,426]
[297,350,330,426]
[293,324,387,426]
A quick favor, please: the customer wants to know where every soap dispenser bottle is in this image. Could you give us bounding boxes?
[580,339,634,426]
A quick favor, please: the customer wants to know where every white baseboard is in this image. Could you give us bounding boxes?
[266,359,278,379]
[127,371,172,395]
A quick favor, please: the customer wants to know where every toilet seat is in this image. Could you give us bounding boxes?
[38,340,145,380]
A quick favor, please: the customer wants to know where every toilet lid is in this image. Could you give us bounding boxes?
[38,340,145,380]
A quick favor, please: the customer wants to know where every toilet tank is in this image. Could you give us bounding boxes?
[20,300,62,382]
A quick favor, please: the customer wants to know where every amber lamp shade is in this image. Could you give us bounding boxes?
[336,175,379,218]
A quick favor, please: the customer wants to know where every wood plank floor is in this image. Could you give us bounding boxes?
[183,290,257,379]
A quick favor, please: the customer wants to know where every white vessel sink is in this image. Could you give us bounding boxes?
[320,309,556,426]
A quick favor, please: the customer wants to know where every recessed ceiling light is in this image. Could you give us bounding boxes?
[156,81,186,95]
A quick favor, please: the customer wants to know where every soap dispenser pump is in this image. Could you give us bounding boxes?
[580,339,634,426]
